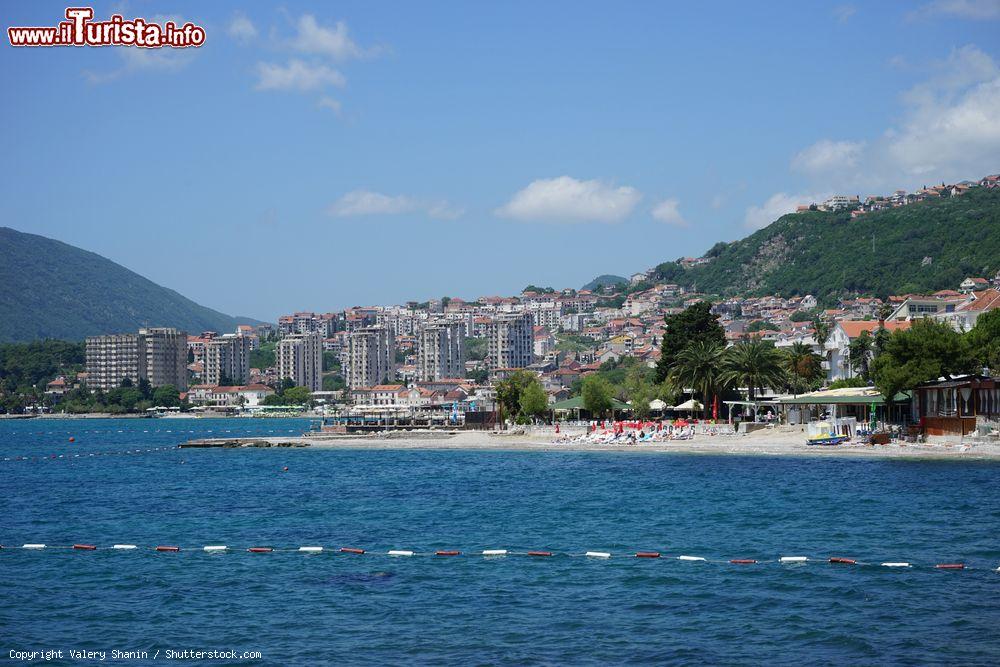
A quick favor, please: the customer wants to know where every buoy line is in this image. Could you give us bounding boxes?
[1,544,994,572]
[1,446,179,463]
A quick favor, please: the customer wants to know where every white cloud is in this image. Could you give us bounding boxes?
[496,176,641,223]
[833,4,857,22]
[788,45,1000,189]
[83,43,193,84]
[888,76,1000,178]
[227,12,258,43]
[912,0,1000,19]
[327,191,463,220]
[791,139,866,174]
[254,60,345,92]
[317,96,342,114]
[650,198,688,227]
[290,15,379,60]
[744,192,829,230]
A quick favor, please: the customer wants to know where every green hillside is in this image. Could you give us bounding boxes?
[0,227,263,342]
[655,187,1000,302]
[581,274,628,291]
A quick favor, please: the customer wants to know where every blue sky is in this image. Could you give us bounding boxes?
[2,1,999,321]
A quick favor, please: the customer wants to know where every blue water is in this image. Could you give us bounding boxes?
[2,418,999,665]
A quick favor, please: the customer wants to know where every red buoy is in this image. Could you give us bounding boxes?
[528,551,553,557]
[436,550,460,556]
[340,547,365,555]
[730,559,757,564]
[282,467,289,472]
[635,551,661,558]
[69,437,75,442]
[73,544,97,550]
[829,557,856,565]
[248,547,273,553]
[935,563,965,570]
[156,545,180,552]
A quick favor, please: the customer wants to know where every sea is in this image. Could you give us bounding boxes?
[2,418,999,665]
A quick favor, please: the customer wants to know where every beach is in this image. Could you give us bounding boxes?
[184,424,1000,459]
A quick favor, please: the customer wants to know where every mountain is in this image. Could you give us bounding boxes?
[0,227,264,342]
[581,274,628,291]
[590,187,1000,303]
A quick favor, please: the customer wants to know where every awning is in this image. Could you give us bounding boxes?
[551,396,631,411]
[777,388,910,405]
[672,399,703,411]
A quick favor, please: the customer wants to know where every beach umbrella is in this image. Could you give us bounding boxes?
[672,399,703,412]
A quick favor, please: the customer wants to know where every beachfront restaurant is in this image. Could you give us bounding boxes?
[776,387,911,435]
[915,375,999,437]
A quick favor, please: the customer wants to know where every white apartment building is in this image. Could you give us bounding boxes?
[203,332,251,386]
[276,331,323,392]
[346,326,395,389]
[486,313,534,371]
[85,327,188,392]
[85,333,146,392]
[418,320,465,381]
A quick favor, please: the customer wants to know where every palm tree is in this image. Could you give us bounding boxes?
[721,337,787,402]
[783,341,823,395]
[668,340,727,418]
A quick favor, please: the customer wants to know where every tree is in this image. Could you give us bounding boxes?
[720,338,786,401]
[669,340,727,418]
[464,337,488,361]
[151,385,181,407]
[967,309,1000,372]
[870,318,977,413]
[848,330,875,380]
[812,317,831,347]
[250,342,276,369]
[519,381,548,419]
[783,341,823,394]
[494,370,541,422]
[283,386,312,405]
[581,375,613,417]
[790,310,813,322]
[654,302,725,383]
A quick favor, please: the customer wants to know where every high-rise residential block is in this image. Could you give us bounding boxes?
[203,332,251,386]
[276,331,323,392]
[486,313,534,371]
[346,326,395,389]
[418,320,465,381]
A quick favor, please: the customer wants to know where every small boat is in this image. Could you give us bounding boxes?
[806,421,849,446]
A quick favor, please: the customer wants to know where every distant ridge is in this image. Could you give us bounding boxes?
[0,227,264,342]
[581,274,628,292]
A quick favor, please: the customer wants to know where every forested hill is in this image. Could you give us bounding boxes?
[654,187,1000,302]
[0,227,263,342]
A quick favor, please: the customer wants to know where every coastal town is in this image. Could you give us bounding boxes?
[7,173,993,447]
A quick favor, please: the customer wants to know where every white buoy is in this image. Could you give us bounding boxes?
[586,551,612,558]
[112,544,137,550]
[882,562,910,567]
[299,546,323,553]
[780,556,808,563]
[482,549,507,556]
[678,555,706,561]
[203,545,228,552]
[388,550,414,557]
[23,544,45,549]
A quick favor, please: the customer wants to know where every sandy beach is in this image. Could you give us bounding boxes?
[185,425,1000,460]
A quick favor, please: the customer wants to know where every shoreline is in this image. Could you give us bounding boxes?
[183,427,1000,461]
